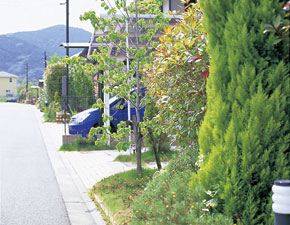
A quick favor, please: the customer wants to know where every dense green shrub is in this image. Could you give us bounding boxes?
[130,147,232,225]
[17,81,40,102]
[196,0,290,224]
[43,92,62,122]
[43,62,66,102]
[75,137,95,146]
[68,57,95,111]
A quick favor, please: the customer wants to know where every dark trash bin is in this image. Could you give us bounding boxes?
[272,180,290,225]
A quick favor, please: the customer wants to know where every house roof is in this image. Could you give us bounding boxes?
[0,71,18,78]
[60,14,182,59]
[60,43,90,48]
[87,15,180,59]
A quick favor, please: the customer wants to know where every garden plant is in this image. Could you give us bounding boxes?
[194,0,290,224]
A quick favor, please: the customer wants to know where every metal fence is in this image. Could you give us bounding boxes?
[61,96,98,113]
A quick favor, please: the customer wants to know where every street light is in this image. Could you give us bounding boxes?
[60,1,70,60]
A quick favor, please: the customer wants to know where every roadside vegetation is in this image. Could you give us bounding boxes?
[17,80,40,103]
[41,0,289,224]
[131,148,233,225]
[0,98,9,102]
[194,1,290,224]
[59,137,116,151]
[39,54,95,122]
[115,149,176,164]
[90,168,156,224]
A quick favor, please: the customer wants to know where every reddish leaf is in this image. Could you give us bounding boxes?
[201,70,209,78]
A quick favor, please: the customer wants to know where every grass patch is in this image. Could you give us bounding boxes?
[91,168,156,224]
[60,137,116,151]
[0,98,9,102]
[60,143,116,151]
[115,150,177,163]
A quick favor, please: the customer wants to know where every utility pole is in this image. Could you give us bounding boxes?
[26,63,28,94]
[61,0,69,92]
[44,51,47,69]
[60,0,69,135]
[66,0,69,58]
[65,0,69,135]
[66,0,69,98]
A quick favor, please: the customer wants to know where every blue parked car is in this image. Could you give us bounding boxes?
[69,95,145,137]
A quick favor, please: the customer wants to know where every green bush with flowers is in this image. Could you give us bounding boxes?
[130,147,233,225]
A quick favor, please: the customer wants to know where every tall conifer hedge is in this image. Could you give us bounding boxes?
[196,0,290,224]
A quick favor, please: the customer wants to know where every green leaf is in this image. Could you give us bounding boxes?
[273,15,282,29]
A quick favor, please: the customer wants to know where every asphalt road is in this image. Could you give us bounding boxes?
[0,103,70,225]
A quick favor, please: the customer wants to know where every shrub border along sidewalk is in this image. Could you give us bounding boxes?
[59,137,116,151]
[89,169,157,224]
[114,149,177,164]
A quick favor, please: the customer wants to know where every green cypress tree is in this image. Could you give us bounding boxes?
[196,0,290,224]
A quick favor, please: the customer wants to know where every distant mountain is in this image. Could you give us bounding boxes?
[0,25,91,81]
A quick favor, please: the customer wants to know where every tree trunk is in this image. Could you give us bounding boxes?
[133,115,142,177]
[133,1,142,177]
[148,127,162,170]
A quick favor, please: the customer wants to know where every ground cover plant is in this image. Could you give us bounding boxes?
[59,137,116,151]
[114,149,177,164]
[90,168,156,224]
[130,147,233,225]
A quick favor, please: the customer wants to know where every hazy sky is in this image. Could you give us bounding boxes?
[0,0,105,35]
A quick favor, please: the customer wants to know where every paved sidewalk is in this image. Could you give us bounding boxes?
[64,151,136,189]
[34,108,106,225]
[34,106,167,224]
[63,147,167,191]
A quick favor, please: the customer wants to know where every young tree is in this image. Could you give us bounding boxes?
[142,102,170,170]
[195,0,290,224]
[80,0,169,177]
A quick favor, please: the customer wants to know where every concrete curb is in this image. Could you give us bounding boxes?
[92,193,117,225]
[34,107,106,225]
